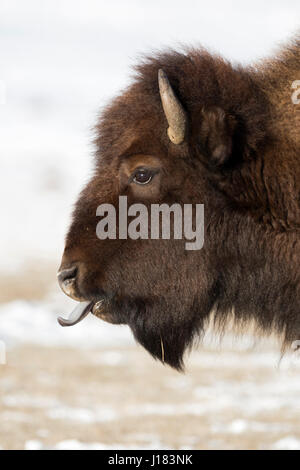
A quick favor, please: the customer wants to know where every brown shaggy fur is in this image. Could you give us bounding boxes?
[60,37,300,370]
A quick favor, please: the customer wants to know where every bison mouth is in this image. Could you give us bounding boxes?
[57,299,108,327]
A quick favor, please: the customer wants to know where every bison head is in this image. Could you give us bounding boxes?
[58,49,300,370]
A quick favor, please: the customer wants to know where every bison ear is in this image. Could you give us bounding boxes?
[197,106,237,167]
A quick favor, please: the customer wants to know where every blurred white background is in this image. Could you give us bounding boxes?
[1,0,300,272]
[0,0,299,450]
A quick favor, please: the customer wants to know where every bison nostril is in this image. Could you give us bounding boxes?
[57,266,77,287]
[57,265,83,300]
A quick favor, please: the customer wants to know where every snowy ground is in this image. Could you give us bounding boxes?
[0,0,300,450]
[0,295,300,450]
[1,344,300,450]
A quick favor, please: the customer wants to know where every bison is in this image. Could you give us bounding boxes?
[57,37,300,370]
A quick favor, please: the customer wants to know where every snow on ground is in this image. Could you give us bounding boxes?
[24,438,167,450]
[271,437,300,450]
[0,293,134,349]
[1,290,299,450]
[0,344,300,450]
[23,435,300,450]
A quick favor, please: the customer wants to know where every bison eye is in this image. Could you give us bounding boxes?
[132,168,154,185]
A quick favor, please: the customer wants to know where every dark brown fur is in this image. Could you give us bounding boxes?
[60,37,300,370]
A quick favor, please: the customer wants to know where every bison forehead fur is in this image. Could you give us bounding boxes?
[61,37,300,370]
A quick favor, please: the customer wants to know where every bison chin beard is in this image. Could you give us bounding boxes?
[114,296,203,371]
[130,322,195,371]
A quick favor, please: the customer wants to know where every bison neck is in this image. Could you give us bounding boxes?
[257,37,300,148]
[210,211,300,348]
[215,40,300,231]
[210,40,300,347]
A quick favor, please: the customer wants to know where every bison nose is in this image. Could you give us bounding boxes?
[57,265,77,286]
[57,265,81,300]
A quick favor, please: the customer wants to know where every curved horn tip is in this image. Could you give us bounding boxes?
[158,68,171,95]
[158,68,167,82]
[167,128,184,145]
[158,68,187,145]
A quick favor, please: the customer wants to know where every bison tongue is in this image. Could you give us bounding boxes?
[57,301,93,327]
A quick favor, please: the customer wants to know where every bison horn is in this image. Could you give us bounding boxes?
[158,69,187,145]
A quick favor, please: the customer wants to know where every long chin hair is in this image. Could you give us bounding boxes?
[112,295,209,371]
[112,286,297,371]
[131,305,292,372]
